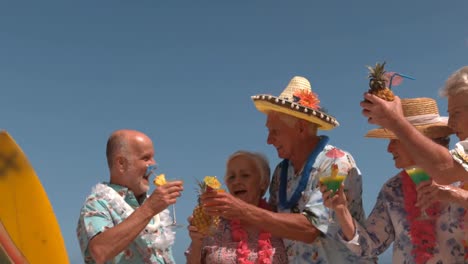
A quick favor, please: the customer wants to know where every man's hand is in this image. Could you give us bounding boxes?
[201,191,247,220]
[145,180,184,215]
[361,93,405,129]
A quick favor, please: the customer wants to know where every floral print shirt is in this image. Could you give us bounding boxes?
[76,183,175,264]
[451,138,468,251]
[451,139,468,172]
[346,173,466,263]
[269,143,373,264]
[185,218,288,263]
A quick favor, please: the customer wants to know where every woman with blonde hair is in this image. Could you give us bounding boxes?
[186,150,287,264]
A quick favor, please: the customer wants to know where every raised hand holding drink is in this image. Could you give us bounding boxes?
[319,164,346,194]
[147,165,184,228]
[319,163,347,223]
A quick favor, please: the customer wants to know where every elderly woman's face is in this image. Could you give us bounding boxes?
[448,93,468,141]
[387,139,415,169]
[225,155,263,205]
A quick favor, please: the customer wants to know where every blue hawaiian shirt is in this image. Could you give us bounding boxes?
[76,183,175,264]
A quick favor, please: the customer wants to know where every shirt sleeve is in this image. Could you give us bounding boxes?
[302,150,366,235]
[450,139,468,171]
[350,187,395,257]
[76,198,114,258]
[343,153,366,226]
[302,187,331,234]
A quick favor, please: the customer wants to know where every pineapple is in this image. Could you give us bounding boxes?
[367,62,394,101]
[192,176,222,236]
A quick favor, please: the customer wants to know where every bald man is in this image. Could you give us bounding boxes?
[77,129,183,264]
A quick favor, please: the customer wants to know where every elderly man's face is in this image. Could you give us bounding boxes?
[448,92,468,141]
[265,114,298,159]
[123,135,156,197]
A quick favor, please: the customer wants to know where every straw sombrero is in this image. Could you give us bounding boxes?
[251,76,339,130]
[366,97,453,139]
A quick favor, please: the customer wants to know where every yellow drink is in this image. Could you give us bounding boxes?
[320,175,346,193]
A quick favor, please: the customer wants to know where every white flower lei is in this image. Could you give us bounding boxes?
[92,183,175,250]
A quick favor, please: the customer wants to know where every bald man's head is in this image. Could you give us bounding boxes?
[106,129,148,169]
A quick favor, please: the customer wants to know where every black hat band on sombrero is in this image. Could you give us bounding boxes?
[251,76,339,130]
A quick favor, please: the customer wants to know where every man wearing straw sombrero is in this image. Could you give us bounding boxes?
[202,76,373,263]
[324,97,466,263]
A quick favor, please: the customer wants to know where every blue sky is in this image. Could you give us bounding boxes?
[1,1,467,263]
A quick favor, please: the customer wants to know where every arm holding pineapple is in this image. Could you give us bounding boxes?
[361,93,462,184]
[202,191,320,243]
[186,152,288,263]
[361,93,406,130]
[186,215,205,264]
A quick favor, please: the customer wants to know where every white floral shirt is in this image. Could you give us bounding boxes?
[269,142,374,264]
[346,173,466,263]
[76,183,175,264]
[451,138,468,254]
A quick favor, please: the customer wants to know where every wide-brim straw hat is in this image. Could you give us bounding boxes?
[251,76,339,130]
[366,97,453,139]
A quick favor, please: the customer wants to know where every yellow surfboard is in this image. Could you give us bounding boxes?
[0,131,69,263]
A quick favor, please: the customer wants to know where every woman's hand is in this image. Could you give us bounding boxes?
[320,183,348,210]
[320,183,356,241]
[416,179,468,210]
[187,215,205,244]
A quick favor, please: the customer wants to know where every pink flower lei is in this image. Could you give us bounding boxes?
[401,170,439,264]
[230,199,273,264]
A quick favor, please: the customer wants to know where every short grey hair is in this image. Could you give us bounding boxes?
[106,132,129,169]
[440,66,468,97]
[270,112,318,136]
[225,150,271,197]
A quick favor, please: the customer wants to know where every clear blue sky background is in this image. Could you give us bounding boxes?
[1,1,467,263]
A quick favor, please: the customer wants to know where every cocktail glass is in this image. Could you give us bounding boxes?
[318,163,346,223]
[146,165,184,228]
[405,166,431,220]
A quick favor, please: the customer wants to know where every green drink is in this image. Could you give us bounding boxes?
[405,166,430,184]
[319,175,346,193]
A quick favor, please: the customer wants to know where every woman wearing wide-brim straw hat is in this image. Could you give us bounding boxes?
[322,97,466,263]
[362,66,468,259]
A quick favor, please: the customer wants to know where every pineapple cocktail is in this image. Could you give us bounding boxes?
[367,62,395,101]
[192,176,223,236]
[405,166,431,219]
[319,164,346,194]
[405,166,430,185]
[366,61,415,101]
